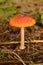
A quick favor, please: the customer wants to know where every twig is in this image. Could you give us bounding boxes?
[29,40,43,43]
[0,40,43,45]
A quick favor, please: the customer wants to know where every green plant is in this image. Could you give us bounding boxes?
[36,12,43,27]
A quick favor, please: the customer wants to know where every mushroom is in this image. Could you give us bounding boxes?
[9,16,35,49]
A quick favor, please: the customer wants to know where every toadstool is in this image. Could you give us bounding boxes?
[9,16,35,49]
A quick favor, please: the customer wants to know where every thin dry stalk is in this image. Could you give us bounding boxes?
[0,40,43,45]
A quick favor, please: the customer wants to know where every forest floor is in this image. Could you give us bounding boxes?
[0,0,43,65]
[0,22,43,65]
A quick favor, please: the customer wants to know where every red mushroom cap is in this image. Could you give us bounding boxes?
[9,16,35,27]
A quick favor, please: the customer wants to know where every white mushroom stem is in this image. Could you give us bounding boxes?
[20,27,25,49]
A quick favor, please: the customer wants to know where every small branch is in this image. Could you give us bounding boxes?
[29,40,43,43]
[0,40,43,45]
[8,40,43,43]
